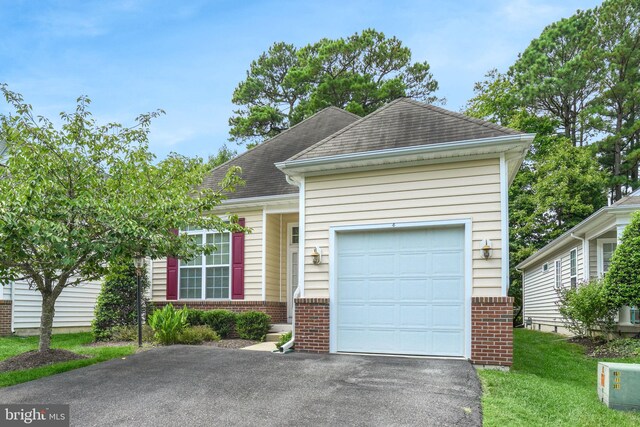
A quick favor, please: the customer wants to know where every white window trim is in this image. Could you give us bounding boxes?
[570,248,578,288]
[178,228,232,300]
[596,238,617,277]
[554,259,562,288]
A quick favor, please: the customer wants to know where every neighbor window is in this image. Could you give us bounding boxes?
[597,239,617,276]
[291,226,299,244]
[631,307,640,325]
[570,248,577,289]
[555,260,562,288]
[179,229,231,299]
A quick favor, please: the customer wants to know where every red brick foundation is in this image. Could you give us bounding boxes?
[294,298,329,353]
[154,300,287,324]
[471,296,513,367]
[0,300,12,336]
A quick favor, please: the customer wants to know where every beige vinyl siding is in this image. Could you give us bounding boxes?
[303,158,504,298]
[11,280,101,330]
[150,209,264,301]
[522,243,583,326]
[264,214,281,301]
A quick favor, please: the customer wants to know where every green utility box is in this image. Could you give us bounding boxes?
[597,362,640,411]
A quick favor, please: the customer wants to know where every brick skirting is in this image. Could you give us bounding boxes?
[471,296,513,367]
[294,298,329,353]
[154,300,287,324]
[0,300,12,336]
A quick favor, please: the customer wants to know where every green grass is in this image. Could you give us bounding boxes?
[479,329,640,426]
[0,332,136,387]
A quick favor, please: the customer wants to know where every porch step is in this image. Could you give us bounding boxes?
[269,323,292,333]
[266,324,292,342]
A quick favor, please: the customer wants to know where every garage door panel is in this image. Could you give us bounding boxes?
[432,279,464,301]
[432,252,463,275]
[432,306,464,327]
[399,279,429,300]
[336,226,466,357]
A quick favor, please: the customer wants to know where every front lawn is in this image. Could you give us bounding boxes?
[479,329,640,426]
[0,333,136,387]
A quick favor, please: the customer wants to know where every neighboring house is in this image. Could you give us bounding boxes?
[518,189,640,335]
[0,139,107,336]
[149,99,534,368]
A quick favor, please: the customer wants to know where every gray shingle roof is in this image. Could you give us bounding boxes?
[203,107,359,199]
[288,98,523,161]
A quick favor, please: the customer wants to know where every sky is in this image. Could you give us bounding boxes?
[0,0,602,160]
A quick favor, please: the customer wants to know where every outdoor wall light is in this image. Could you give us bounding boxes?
[311,246,322,265]
[481,239,493,260]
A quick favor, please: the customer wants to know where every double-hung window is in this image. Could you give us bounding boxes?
[555,260,562,288]
[570,248,577,289]
[179,228,231,300]
[597,238,617,276]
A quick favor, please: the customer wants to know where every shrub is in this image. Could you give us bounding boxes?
[148,304,188,345]
[605,211,640,310]
[276,331,293,350]
[556,279,617,339]
[235,311,271,341]
[111,324,155,343]
[176,325,221,345]
[185,309,237,338]
[92,261,151,341]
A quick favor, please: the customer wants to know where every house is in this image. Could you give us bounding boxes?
[149,99,533,367]
[0,140,105,336]
[518,189,640,335]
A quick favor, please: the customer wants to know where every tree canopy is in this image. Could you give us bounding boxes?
[0,85,244,351]
[230,29,441,146]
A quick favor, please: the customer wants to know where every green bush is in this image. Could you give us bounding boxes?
[276,331,293,350]
[185,309,237,338]
[176,325,221,345]
[556,278,617,339]
[235,311,271,341]
[605,211,640,309]
[110,324,155,343]
[92,261,151,341]
[148,304,188,345]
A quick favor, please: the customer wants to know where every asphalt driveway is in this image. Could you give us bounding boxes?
[0,346,482,426]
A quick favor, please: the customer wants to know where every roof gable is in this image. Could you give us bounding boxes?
[288,98,523,161]
[202,107,359,200]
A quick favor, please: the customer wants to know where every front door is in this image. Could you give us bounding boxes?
[287,224,299,322]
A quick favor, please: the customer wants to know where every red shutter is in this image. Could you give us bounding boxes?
[231,218,245,300]
[166,229,178,300]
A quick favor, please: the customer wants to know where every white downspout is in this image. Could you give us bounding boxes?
[280,286,300,353]
[280,172,301,353]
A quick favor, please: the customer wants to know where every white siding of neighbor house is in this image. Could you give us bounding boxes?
[151,209,264,301]
[11,280,102,330]
[522,243,584,326]
[302,158,504,298]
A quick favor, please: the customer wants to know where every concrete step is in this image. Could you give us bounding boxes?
[269,323,292,333]
[266,332,286,342]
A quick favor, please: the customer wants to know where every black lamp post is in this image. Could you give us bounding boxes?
[133,257,145,348]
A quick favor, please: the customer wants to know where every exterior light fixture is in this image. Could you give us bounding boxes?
[311,246,322,265]
[481,239,492,260]
[133,256,145,347]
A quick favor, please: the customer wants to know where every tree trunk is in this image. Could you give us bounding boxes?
[613,109,624,201]
[38,292,57,352]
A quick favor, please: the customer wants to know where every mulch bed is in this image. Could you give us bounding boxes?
[205,339,259,349]
[567,336,640,358]
[0,349,87,373]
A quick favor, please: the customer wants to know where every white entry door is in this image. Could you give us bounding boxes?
[335,226,466,356]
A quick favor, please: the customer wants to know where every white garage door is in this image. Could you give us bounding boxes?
[335,226,466,356]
